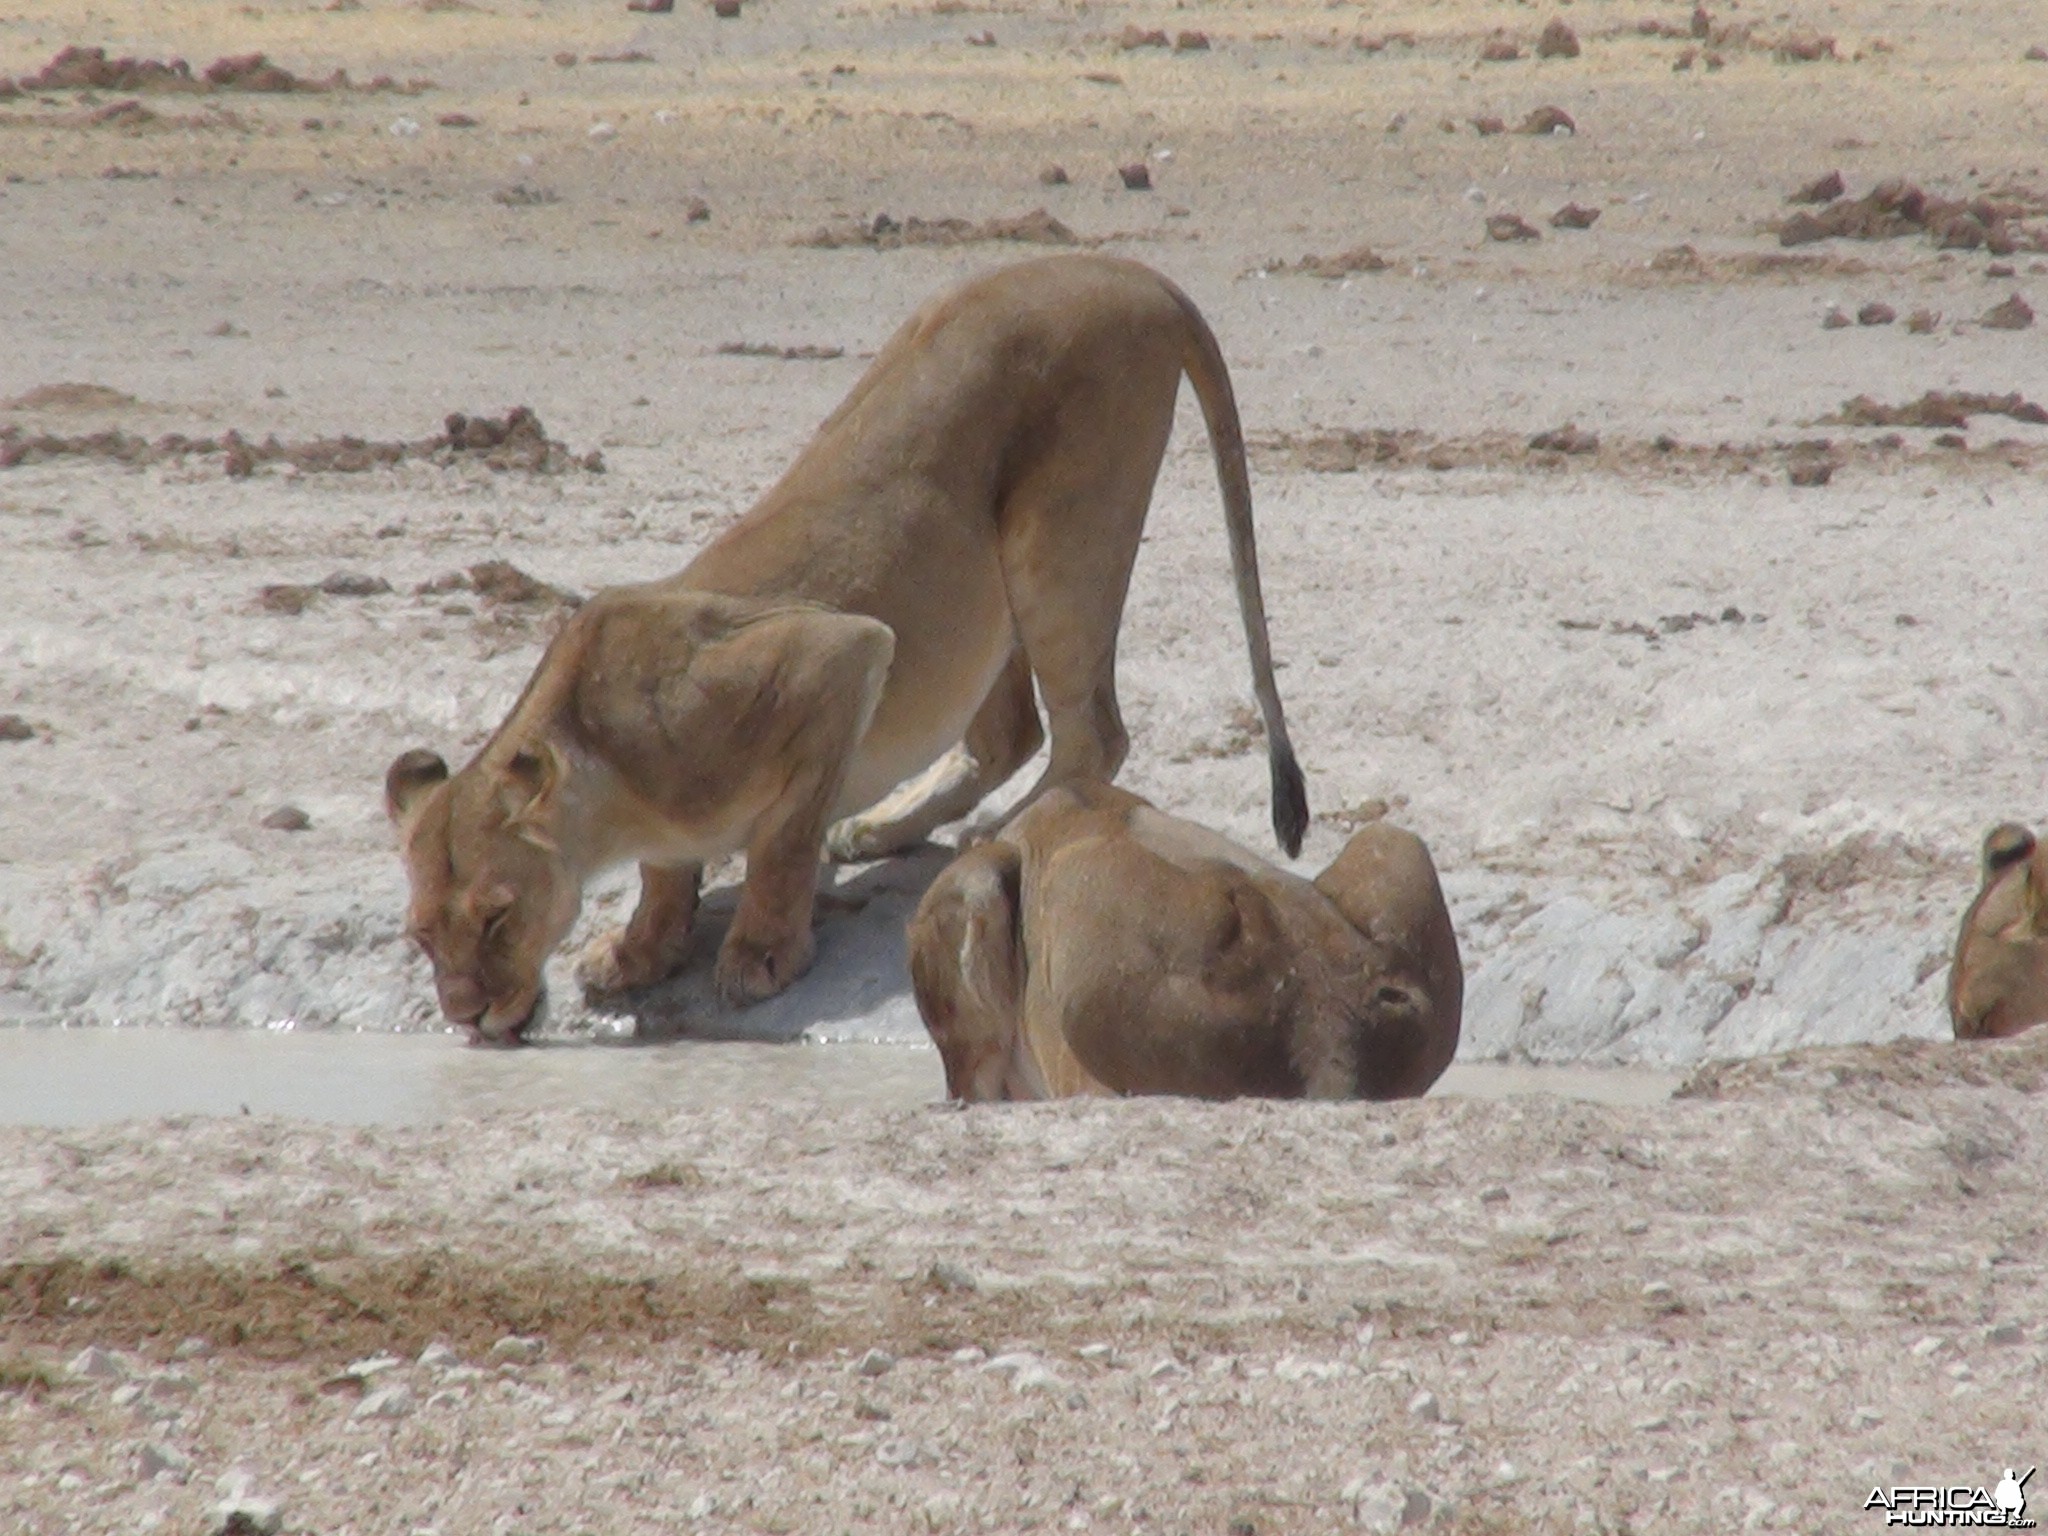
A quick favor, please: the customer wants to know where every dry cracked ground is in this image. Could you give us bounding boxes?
[3,0,2048,1532]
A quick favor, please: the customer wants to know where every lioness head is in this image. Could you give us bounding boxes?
[385,743,582,1045]
[1950,822,2048,1041]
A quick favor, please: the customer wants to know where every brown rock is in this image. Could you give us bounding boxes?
[1856,302,1896,326]
[1517,105,1575,135]
[1173,31,1210,52]
[1981,294,2035,330]
[965,30,995,46]
[1039,164,1069,186]
[1672,47,1696,72]
[1787,459,1834,487]
[261,805,313,832]
[1773,33,1836,62]
[1118,162,1152,191]
[1690,5,1712,39]
[1470,115,1506,136]
[712,0,741,17]
[552,51,577,67]
[259,584,318,615]
[1478,36,1522,63]
[1536,19,1580,59]
[1905,309,1940,334]
[1788,170,1844,205]
[0,714,35,743]
[1529,423,1598,454]
[1987,262,2017,278]
[437,112,479,128]
[318,571,393,597]
[1549,202,1600,230]
[626,0,674,10]
[1118,26,1169,50]
[1820,308,1851,329]
[1485,213,1540,242]
[2027,45,2048,62]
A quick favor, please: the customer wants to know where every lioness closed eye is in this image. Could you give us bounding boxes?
[1950,821,2048,1041]
[386,255,1307,1043]
[907,781,1461,1102]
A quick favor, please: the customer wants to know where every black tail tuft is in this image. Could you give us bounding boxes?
[1270,745,1309,859]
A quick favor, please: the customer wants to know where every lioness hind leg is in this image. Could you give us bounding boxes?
[577,862,702,995]
[993,408,1175,817]
[826,649,1044,861]
[906,841,1027,1101]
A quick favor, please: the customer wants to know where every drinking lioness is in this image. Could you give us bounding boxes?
[907,782,1462,1101]
[1950,822,2048,1040]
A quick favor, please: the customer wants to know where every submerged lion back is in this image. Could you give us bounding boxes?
[1951,823,2048,1041]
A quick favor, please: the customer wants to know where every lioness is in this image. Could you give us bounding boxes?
[386,255,1306,1042]
[1950,822,2048,1040]
[907,781,1461,1101]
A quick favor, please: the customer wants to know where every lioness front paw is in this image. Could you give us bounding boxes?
[714,927,816,1006]
[576,930,686,996]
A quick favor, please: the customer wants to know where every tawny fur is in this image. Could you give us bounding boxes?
[1951,822,2048,1041]
[385,255,1305,1042]
[907,782,1461,1102]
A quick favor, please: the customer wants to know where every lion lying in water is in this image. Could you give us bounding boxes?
[1951,822,2048,1040]
[384,255,1306,1042]
[907,782,1462,1101]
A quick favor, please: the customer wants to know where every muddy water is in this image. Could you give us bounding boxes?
[0,1029,1680,1128]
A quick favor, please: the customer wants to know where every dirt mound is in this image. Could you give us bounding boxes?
[1,382,139,411]
[794,208,1078,250]
[1249,244,1389,279]
[1677,1030,2048,1102]
[4,44,432,96]
[0,407,602,475]
[1823,391,2048,429]
[1773,178,2048,255]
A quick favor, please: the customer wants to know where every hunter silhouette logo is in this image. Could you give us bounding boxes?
[1865,1467,2036,1527]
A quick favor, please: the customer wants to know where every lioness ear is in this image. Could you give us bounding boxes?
[499,741,567,837]
[385,749,450,825]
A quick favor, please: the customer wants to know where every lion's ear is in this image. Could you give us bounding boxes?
[499,741,567,840]
[385,749,450,825]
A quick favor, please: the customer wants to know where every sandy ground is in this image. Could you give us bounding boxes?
[2,0,2048,1528]
[4,1030,2047,1535]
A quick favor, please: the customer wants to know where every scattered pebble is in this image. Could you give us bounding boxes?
[417,1342,461,1370]
[1478,35,1522,63]
[1550,202,1600,229]
[388,117,420,138]
[588,121,617,141]
[1980,293,2035,330]
[856,1348,895,1378]
[318,571,391,598]
[0,714,35,743]
[1536,18,1580,58]
[1407,1388,1441,1422]
[1485,213,1541,241]
[1039,164,1069,185]
[260,806,311,832]
[139,1442,191,1480]
[490,1334,545,1364]
[1856,302,1896,325]
[712,0,741,17]
[68,1346,127,1380]
[1118,162,1152,190]
[1821,307,1851,329]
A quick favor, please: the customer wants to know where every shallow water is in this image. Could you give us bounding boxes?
[0,1028,1681,1127]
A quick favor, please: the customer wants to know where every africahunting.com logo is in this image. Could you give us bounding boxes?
[1866,1468,2035,1527]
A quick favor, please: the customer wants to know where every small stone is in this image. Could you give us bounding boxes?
[1485,213,1540,242]
[875,1437,918,1466]
[212,1498,283,1536]
[1517,105,1574,135]
[1635,1414,1672,1432]
[1011,1363,1061,1393]
[490,1334,544,1364]
[856,1348,895,1378]
[1407,1388,1441,1422]
[1077,1343,1114,1363]
[0,714,34,742]
[1988,262,2016,278]
[711,0,741,16]
[318,571,392,598]
[258,584,317,616]
[1788,169,1844,204]
[588,121,618,141]
[1173,30,1210,51]
[68,1346,127,1380]
[1905,308,1940,334]
[111,1382,144,1407]
[1118,162,1152,190]
[1348,1480,1433,1533]
[1981,293,2035,330]
[343,1353,404,1380]
[388,117,420,138]
[1039,164,1069,185]
[261,805,311,833]
[949,1346,986,1365]
[1910,1335,1945,1358]
[417,1342,461,1370]
[1641,1280,1678,1303]
[982,1351,1042,1377]
[1820,307,1851,329]
[1536,18,1579,58]
[553,50,578,66]
[927,1259,976,1292]
[1986,1322,2026,1346]
[1856,302,1896,326]
[140,1442,191,1480]
[1550,202,1600,229]
[1478,36,1521,62]
[1850,1406,1883,1427]
[686,1493,718,1520]
[352,1385,413,1420]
